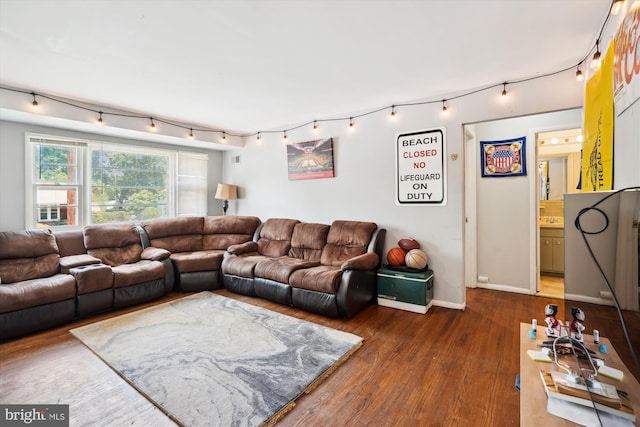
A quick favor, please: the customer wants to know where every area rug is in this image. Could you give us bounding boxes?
[70,292,362,426]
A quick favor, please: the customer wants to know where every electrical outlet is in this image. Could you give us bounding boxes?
[600,291,612,299]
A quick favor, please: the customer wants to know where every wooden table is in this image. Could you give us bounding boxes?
[519,322,640,426]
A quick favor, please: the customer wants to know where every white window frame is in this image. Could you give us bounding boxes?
[26,133,210,229]
[25,133,87,229]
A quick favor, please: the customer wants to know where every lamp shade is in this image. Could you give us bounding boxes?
[215,183,238,200]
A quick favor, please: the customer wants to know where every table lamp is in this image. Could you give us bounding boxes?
[214,183,238,215]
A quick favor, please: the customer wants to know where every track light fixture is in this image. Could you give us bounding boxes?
[31,92,39,111]
[97,111,104,125]
[441,99,448,112]
[576,66,584,82]
[349,117,354,128]
[283,130,288,141]
[222,131,226,141]
[257,132,261,141]
[149,118,156,131]
[313,120,318,131]
[501,82,508,97]
[390,106,397,119]
[188,128,194,139]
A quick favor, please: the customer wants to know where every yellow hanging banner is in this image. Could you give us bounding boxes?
[582,39,615,192]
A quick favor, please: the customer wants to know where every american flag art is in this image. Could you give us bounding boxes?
[480,137,527,178]
[489,144,519,172]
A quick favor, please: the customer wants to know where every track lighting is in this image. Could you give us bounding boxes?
[257,132,261,141]
[390,106,397,119]
[31,92,39,111]
[576,66,584,82]
[149,118,156,131]
[501,83,508,97]
[283,131,288,141]
[188,128,194,139]
[97,111,104,125]
[442,99,448,112]
[611,0,624,15]
[349,117,354,128]
[222,131,227,141]
[313,121,318,131]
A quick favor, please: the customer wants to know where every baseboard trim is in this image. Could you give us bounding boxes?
[478,283,533,295]
[563,293,615,306]
[433,300,466,310]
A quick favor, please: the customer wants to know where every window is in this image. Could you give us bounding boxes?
[26,134,208,229]
[177,152,208,216]
[28,137,83,228]
[90,145,170,223]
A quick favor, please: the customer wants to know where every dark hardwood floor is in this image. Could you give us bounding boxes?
[1,288,638,426]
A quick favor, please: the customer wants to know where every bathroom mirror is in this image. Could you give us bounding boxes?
[537,129,582,200]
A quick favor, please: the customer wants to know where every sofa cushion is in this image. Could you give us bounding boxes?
[112,260,165,288]
[88,244,143,268]
[0,253,60,284]
[59,254,101,274]
[0,273,76,313]
[84,223,143,266]
[170,250,225,273]
[289,223,329,261]
[143,217,204,252]
[254,256,320,283]
[222,254,270,278]
[0,229,59,259]
[202,216,261,250]
[289,265,343,294]
[0,229,61,283]
[54,229,87,257]
[320,221,377,267]
[257,218,300,257]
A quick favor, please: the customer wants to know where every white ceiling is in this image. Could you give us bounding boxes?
[0,0,611,135]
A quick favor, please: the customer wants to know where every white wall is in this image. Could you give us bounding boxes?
[0,120,224,231]
[223,71,585,308]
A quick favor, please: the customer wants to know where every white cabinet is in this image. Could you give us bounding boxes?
[540,227,564,274]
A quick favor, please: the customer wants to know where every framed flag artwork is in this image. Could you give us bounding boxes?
[480,136,526,178]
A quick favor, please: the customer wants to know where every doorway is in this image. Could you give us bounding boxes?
[536,128,582,298]
[463,108,582,297]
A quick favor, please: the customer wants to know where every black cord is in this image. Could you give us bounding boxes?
[574,186,640,373]
[0,1,620,141]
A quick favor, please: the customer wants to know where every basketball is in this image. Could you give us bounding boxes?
[405,249,428,270]
[387,247,407,266]
[398,237,420,251]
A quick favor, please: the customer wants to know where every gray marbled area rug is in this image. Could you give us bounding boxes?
[70,292,362,427]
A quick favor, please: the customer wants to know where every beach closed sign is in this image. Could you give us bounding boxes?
[396,127,446,206]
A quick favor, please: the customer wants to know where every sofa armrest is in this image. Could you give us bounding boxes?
[227,241,259,255]
[59,254,101,274]
[141,246,171,261]
[341,252,380,271]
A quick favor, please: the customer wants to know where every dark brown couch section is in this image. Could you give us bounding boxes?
[223,219,385,317]
[0,229,76,339]
[141,216,261,292]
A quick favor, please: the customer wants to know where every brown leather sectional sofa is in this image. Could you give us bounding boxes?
[222,218,386,318]
[0,216,385,340]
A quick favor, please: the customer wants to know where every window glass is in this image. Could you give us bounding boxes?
[90,147,169,223]
[27,135,209,228]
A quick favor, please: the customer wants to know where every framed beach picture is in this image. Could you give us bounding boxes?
[287,138,335,180]
[480,136,527,178]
